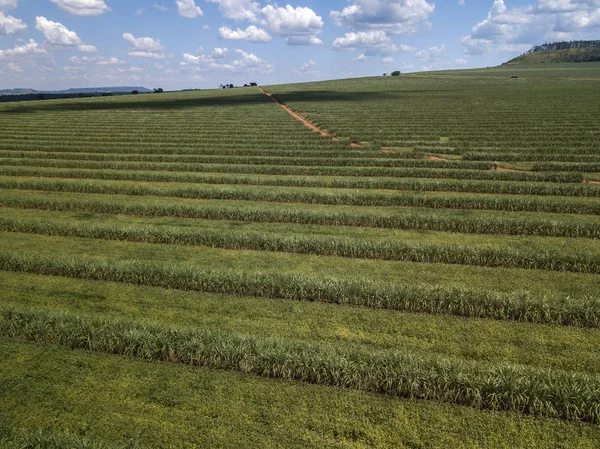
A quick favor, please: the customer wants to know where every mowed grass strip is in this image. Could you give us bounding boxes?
[0,151,495,169]
[2,307,600,422]
[3,271,600,374]
[0,248,598,327]
[4,177,600,215]
[2,214,600,274]
[2,190,599,238]
[3,340,600,449]
[2,166,597,197]
[0,157,583,183]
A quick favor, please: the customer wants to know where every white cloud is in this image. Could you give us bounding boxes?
[353,53,368,61]
[78,44,97,53]
[219,25,272,42]
[415,44,446,63]
[0,11,26,35]
[0,0,18,11]
[292,59,319,75]
[211,47,229,58]
[35,16,97,53]
[50,0,110,17]
[330,0,435,35]
[123,32,166,58]
[0,39,47,58]
[7,61,23,72]
[181,47,274,74]
[383,56,394,62]
[261,5,323,45]
[36,16,82,46]
[129,51,166,59]
[153,2,169,11]
[176,0,203,18]
[333,30,399,54]
[458,0,465,5]
[205,0,261,22]
[462,0,600,55]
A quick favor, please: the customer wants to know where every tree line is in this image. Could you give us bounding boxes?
[527,40,600,53]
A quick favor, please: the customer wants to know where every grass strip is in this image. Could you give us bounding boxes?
[0,251,598,327]
[2,216,599,274]
[0,158,583,183]
[1,166,597,197]
[4,339,600,449]
[2,192,598,238]
[0,151,495,169]
[4,177,600,215]
[2,307,600,423]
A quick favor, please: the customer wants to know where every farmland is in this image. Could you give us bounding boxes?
[1,64,600,448]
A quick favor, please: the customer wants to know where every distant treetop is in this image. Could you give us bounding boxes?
[527,40,600,54]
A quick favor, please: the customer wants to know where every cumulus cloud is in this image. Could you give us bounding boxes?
[292,59,319,76]
[219,25,272,42]
[78,44,97,52]
[176,0,203,18]
[211,47,229,58]
[353,53,368,61]
[35,16,97,53]
[462,0,600,55]
[0,39,47,58]
[123,32,166,58]
[205,0,261,22]
[0,0,18,11]
[415,44,446,63]
[330,0,435,35]
[50,0,110,17]
[181,47,273,73]
[0,11,26,35]
[261,5,323,45]
[36,16,82,46]
[333,30,401,55]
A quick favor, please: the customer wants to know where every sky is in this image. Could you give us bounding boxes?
[0,0,599,91]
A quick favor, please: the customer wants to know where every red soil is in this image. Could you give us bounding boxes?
[259,87,363,148]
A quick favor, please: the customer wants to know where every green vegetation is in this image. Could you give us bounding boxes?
[505,40,600,64]
[1,66,599,446]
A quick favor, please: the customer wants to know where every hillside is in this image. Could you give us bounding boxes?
[505,40,600,64]
[1,65,600,447]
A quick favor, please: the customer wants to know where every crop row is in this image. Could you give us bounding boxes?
[463,152,600,163]
[1,166,596,197]
[3,178,600,215]
[0,158,584,183]
[533,163,600,172]
[0,146,410,160]
[3,307,600,422]
[2,216,598,274]
[0,152,495,170]
[0,252,599,327]
[3,193,598,238]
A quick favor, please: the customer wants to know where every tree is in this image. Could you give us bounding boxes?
[131,90,139,95]
[153,88,164,93]
[391,71,401,76]
[383,73,387,76]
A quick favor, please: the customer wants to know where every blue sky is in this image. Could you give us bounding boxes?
[1,0,599,90]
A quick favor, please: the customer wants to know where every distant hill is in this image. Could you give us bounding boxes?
[505,40,600,64]
[0,86,152,95]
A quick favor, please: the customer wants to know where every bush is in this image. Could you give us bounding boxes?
[131,90,139,95]
[391,71,401,76]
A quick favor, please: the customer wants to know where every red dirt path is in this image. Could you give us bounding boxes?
[259,87,363,148]
[259,88,600,184]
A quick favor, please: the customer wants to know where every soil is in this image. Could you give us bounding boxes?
[259,87,363,148]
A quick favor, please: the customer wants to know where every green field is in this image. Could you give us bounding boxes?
[1,65,600,448]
